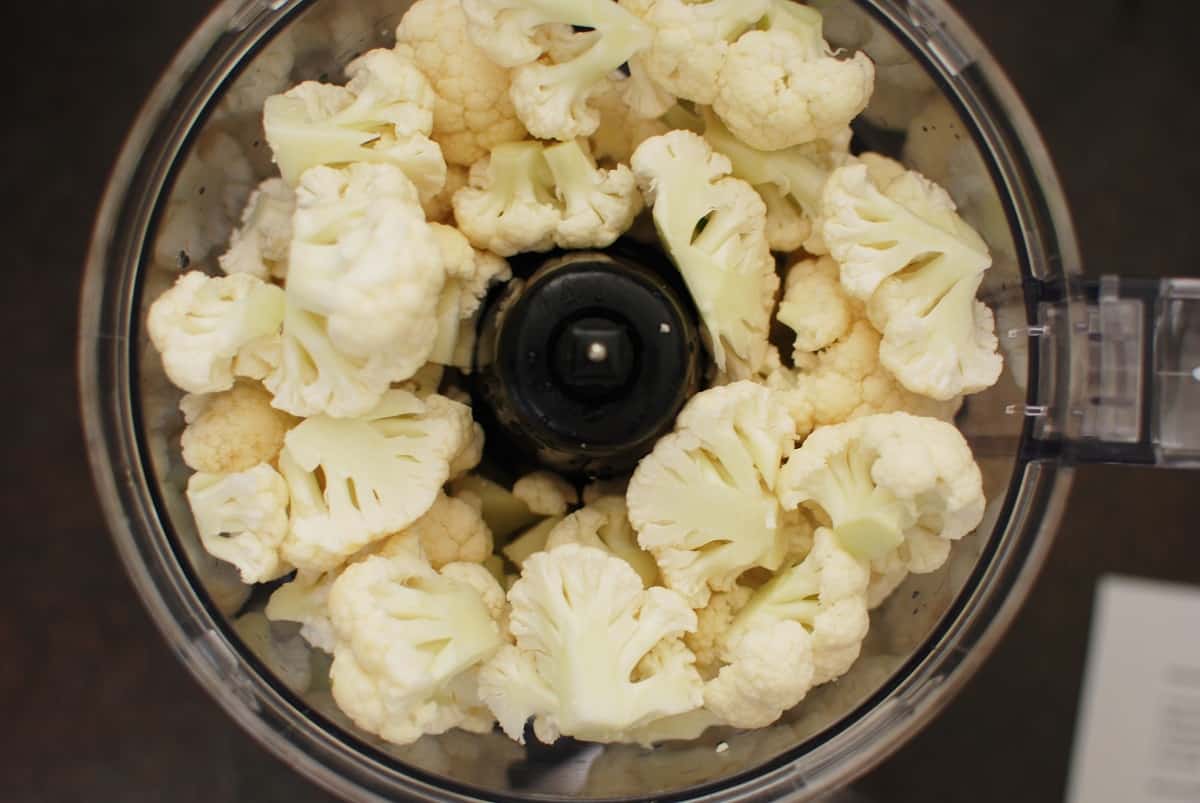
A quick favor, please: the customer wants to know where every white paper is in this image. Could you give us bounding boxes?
[1066,576,1200,803]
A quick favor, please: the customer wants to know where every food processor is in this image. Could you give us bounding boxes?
[78,0,1200,800]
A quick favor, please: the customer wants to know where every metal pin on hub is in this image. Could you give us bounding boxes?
[587,342,609,363]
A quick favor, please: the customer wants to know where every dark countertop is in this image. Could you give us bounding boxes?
[6,0,1199,801]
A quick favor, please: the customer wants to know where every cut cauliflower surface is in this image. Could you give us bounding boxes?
[477,545,702,744]
[463,0,652,141]
[278,390,475,573]
[266,163,445,419]
[821,158,1002,400]
[778,412,986,575]
[187,463,292,585]
[329,553,506,745]
[395,0,528,167]
[147,271,286,395]
[218,178,295,280]
[706,527,869,728]
[385,492,495,569]
[712,3,873,151]
[631,131,778,373]
[264,48,447,201]
[453,140,642,257]
[545,496,659,587]
[627,382,794,607]
[428,224,512,369]
[512,470,579,517]
[179,381,298,474]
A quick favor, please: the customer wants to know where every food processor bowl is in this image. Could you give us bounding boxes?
[78,0,1200,800]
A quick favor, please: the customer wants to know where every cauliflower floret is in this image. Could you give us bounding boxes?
[712,2,873,151]
[778,412,986,573]
[421,164,470,224]
[267,569,339,652]
[635,0,770,105]
[218,178,295,280]
[703,109,851,256]
[821,160,1001,400]
[631,131,778,373]
[263,48,447,202]
[477,545,702,743]
[382,492,494,569]
[707,527,869,728]
[589,81,670,165]
[147,272,286,395]
[187,463,292,584]
[463,0,652,141]
[278,390,475,573]
[179,381,298,474]
[395,0,527,167]
[546,496,658,587]
[448,423,486,480]
[777,255,855,355]
[428,224,512,369]
[704,619,813,729]
[451,474,541,539]
[501,516,565,568]
[627,382,794,607]
[453,142,562,257]
[543,139,644,248]
[329,553,506,745]
[684,584,752,678]
[512,470,579,516]
[266,163,445,418]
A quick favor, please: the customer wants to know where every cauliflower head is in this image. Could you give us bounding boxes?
[147,271,285,395]
[543,139,643,249]
[453,142,561,256]
[477,544,702,743]
[187,463,292,585]
[627,382,794,607]
[512,470,579,517]
[218,178,295,280]
[821,160,1002,399]
[264,48,447,201]
[395,0,527,166]
[704,619,813,729]
[329,553,506,745]
[386,492,495,569]
[428,224,512,369]
[712,3,874,151]
[631,131,778,373]
[278,390,475,573]
[179,381,298,474]
[266,164,445,418]
[778,412,986,574]
[546,496,659,587]
[684,583,752,678]
[463,0,652,141]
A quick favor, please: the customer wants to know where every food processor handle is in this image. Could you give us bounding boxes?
[1029,276,1200,467]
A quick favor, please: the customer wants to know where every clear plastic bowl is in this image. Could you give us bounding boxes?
[79,0,1093,800]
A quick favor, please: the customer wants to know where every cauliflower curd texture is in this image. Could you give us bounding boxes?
[146,0,1002,750]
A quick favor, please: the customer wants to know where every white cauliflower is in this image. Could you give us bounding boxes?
[267,163,445,418]
[712,3,873,151]
[463,0,653,141]
[477,545,702,743]
[278,390,475,573]
[218,178,295,280]
[627,382,794,607]
[385,492,494,569]
[634,0,770,105]
[453,142,561,256]
[684,584,752,678]
[545,496,658,587]
[512,470,579,516]
[266,569,341,653]
[428,224,512,369]
[501,516,565,569]
[179,381,297,474]
[703,109,851,256]
[631,131,778,373]
[451,474,541,539]
[777,255,855,355]
[778,412,986,574]
[821,159,1002,400]
[329,553,506,745]
[421,164,470,225]
[588,80,670,165]
[263,48,447,202]
[706,527,870,728]
[448,423,487,480]
[543,139,644,249]
[147,271,285,395]
[187,463,292,584]
[395,0,528,167]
